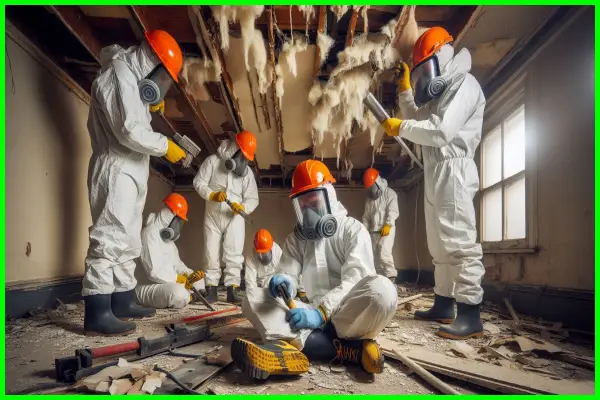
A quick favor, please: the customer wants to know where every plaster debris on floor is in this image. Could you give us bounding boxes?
[5,286,594,395]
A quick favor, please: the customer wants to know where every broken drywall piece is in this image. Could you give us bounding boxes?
[515,336,536,352]
[83,366,131,384]
[484,322,502,335]
[141,372,165,394]
[95,381,110,393]
[449,342,477,359]
[109,379,133,395]
[127,378,145,395]
[317,32,335,67]
[330,6,349,20]
[282,33,308,77]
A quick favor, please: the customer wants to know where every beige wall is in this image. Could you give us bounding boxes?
[392,8,595,291]
[5,34,171,284]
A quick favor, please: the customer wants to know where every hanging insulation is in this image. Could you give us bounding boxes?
[281,33,308,77]
[317,32,335,67]
[211,6,264,62]
[392,5,426,66]
[297,5,315,35]
[330,6,350,20]
[180,57,222,102]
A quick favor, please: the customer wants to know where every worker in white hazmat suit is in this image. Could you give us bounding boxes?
[193,131,259,305]
[135,193,205,309]
[244,228,309,303]
[384,27,486,340]
[231,160,398,379]
[82,30,188,336]
[361,168,399,281]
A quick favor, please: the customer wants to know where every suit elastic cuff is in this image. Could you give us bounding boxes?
[317,305,329,324]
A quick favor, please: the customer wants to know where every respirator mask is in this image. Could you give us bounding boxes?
[160,216,185,241]
[368,180,383,200]
[293,188,338,241]
[257,250,273,265]
[411,55,447,107]
[139,64,174,107]
[225,150,249,177]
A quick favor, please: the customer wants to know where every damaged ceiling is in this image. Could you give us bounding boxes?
[6,5,565,190]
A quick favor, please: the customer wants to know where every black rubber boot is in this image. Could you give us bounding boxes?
[414,294,456,324]
[302,325,384,374]
[227,285,242,305]
[84,294,136,336]
[206,286,218,303]
[111,290,155,319]
[438,302,484,340]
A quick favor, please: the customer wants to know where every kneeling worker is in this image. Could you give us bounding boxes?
[232,160,398,379]
[135,193,205,309]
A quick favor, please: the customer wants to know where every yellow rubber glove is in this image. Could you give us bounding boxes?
[149,100,165,114]
[382,118,403,137]
[209,191,227,202]
[231,202,245,214]
[188,270,205,285]
[395,62,411,93]
[165,139,186,164]
[380,224,391,237]
[176,274,188,286]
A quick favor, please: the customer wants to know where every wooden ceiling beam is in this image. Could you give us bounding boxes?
[313,6,327,78]
[49,6,103,65]
[451,6,484,48]
[266,6,287,182]
[128,6,218,154]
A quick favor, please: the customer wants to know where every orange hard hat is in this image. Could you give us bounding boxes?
[363,168,380,189]
[254,229,273,253]
[290,160,336,198]
[235,131,257,161]
[412,27,454,68]
[164,192,188,221]
[145,30,183,83]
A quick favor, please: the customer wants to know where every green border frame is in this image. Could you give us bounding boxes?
[0,2,597,398]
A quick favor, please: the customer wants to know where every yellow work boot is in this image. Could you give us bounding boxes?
[231,338,309,380]
[332,338,385,374]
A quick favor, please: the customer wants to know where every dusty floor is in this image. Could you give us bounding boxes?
[5,286,595,395]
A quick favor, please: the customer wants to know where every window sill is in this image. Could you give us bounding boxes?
[483,247,538,255]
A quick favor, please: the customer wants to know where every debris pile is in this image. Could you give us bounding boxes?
[75,359,166,395]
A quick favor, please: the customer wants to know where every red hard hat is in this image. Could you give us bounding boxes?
[145,30,183,83]
[412,26,454,68]
[164,192,188,221]
[236,131,257,161]
[254,229,273,253]
[363,168,379,189]
[290,160,336,198]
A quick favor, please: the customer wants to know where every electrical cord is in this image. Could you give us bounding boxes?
[153,366,203,395]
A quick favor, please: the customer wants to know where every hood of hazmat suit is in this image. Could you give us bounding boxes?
[83,41,171,296]
[396,44,486,305]
[193,139,260,287]
[136,208,194,286]
[245,241,283,290]
[272,182,377,317]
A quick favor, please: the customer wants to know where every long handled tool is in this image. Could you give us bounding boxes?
[363,92,424,169]
[277,283,296,309]
[224,198,254,225]
[191,285,216,312]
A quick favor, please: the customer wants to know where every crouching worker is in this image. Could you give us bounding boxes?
[232,160,398,379]
[135,193,205,309]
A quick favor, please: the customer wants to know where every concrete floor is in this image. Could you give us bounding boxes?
[5,287,595,395]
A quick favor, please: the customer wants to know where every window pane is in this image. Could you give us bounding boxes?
[505,176,526,240]
[503,106,525,178]
[482,187,502,242]
[483,126,502,188]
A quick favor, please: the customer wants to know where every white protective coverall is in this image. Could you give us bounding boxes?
[134,208,197,309]
[244,242,283,290]
[83,43,169,296]
[243,184,398,350]
[193,140,259,287]
[396,45,486,305]
[361,177,399,278]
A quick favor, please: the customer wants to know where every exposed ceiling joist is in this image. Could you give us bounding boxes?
[266,6,287,182]
[313,6,327,78]
[50,6,103,65]
[452,6,484,48]
[128,5,219,154]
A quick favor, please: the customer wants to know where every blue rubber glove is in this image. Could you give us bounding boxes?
[286,308,325,330]
[268,274,293,298]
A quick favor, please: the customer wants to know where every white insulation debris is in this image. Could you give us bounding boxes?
[392,6,428,66]
[275,64,285,104]
[309,18,404,162]
[180,58,222,102]
[317,32,335,67]
[211,6,264,59]
[330,6,350,20]
[282,33,308,77]
[297,5,315,34]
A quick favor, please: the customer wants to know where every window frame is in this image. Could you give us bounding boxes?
[479,73,538,254]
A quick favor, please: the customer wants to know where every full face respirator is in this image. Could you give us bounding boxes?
[292,188,338,241]
[139,64,174,107]
[225,150,249,177]
[411,55,447,107]
[160,216,184,241]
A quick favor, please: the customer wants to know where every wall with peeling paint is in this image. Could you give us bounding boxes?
[5,35,172,284]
